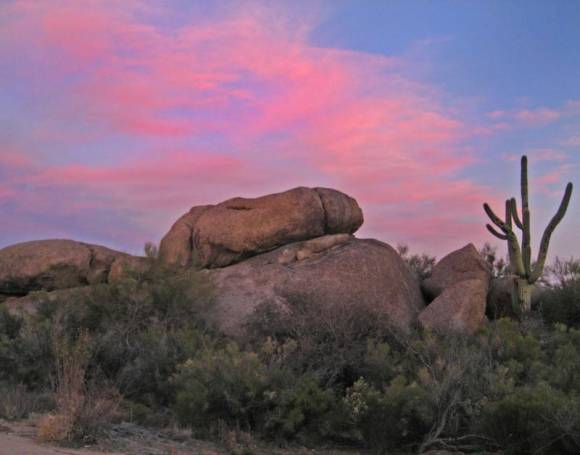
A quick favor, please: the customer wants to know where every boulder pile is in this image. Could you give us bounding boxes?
[158,187,429,334]
[0,186,522,336]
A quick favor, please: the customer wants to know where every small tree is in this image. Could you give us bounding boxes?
[483,155,573,315]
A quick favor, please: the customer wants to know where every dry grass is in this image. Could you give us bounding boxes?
[37,321,121,443]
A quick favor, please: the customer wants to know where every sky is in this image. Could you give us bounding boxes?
[0,0,578,261]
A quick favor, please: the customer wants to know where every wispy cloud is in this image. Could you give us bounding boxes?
[0,0,521,254]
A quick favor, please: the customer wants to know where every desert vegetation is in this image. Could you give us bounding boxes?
[1,251,580,454]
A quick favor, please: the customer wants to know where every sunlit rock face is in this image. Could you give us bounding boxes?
[158,187,363,269]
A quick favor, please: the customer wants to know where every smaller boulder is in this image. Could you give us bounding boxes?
[422,244,491,300]
[419,279,487,335]
[0,239,142,297]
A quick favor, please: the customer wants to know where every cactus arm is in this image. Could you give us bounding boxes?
[483,200,525,276]
[486,224,508,240]
[506,200,526,277]
[510,198,524,229]
[520,156,532,276]
[483,203,510,233]
[505,198,513,230]
[530,182,574,283]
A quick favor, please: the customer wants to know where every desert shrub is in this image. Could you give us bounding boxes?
[27,264,217,408]
[37,327,121,443]
[345,376,432,453]
[481,318,545,384]
[173,343,269,435]
[479,383,580,454]
[173,341,353,443]
[479,242,509,277]
[544,256,580,287]
[396,243,436,280]
[540,258,580,327]
[243,297,396,389]
[262,374,349,442]
[0,306,53,388]
[0,304,21,338]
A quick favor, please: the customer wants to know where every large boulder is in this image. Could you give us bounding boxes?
[158,187,363,269]
[0,239,142,298]
[418,279,488,335]
[422,244,491,300]
[203,236,425,336]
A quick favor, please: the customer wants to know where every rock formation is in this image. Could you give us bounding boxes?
[419,244,492,335]
[1,187,504,338]
[419,279,488,335]
[0,239,148,302]
[158,187,363,269]
[422,243,491,300]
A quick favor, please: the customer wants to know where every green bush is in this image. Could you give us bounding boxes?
[173,343,269,434]
[345,376,432,453]
[5,254,580,453]
[262,374,349,442]
[0,264,217,408]
[243,296,396,389]
[0,306,53,388]
[541,280,580,328]
[480,383,580,454]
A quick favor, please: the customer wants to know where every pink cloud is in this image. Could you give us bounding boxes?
[0,0,497,254]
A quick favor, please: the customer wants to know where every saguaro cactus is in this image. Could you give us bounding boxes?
[483,155,573,314]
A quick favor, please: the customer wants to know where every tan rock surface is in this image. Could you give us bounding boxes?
[204,236,425,336]
[0,240,136,297]
[419,279,488,335]
[157,205,213,267]
[158,187,364,269]
[422,243,491,300]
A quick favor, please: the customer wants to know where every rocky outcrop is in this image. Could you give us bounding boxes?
[158,187,363,269]
[204,236,425,336]
[0,239,146,299]
[2,187,504,339]
[422,243,491,300]
[419,279,488,334]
